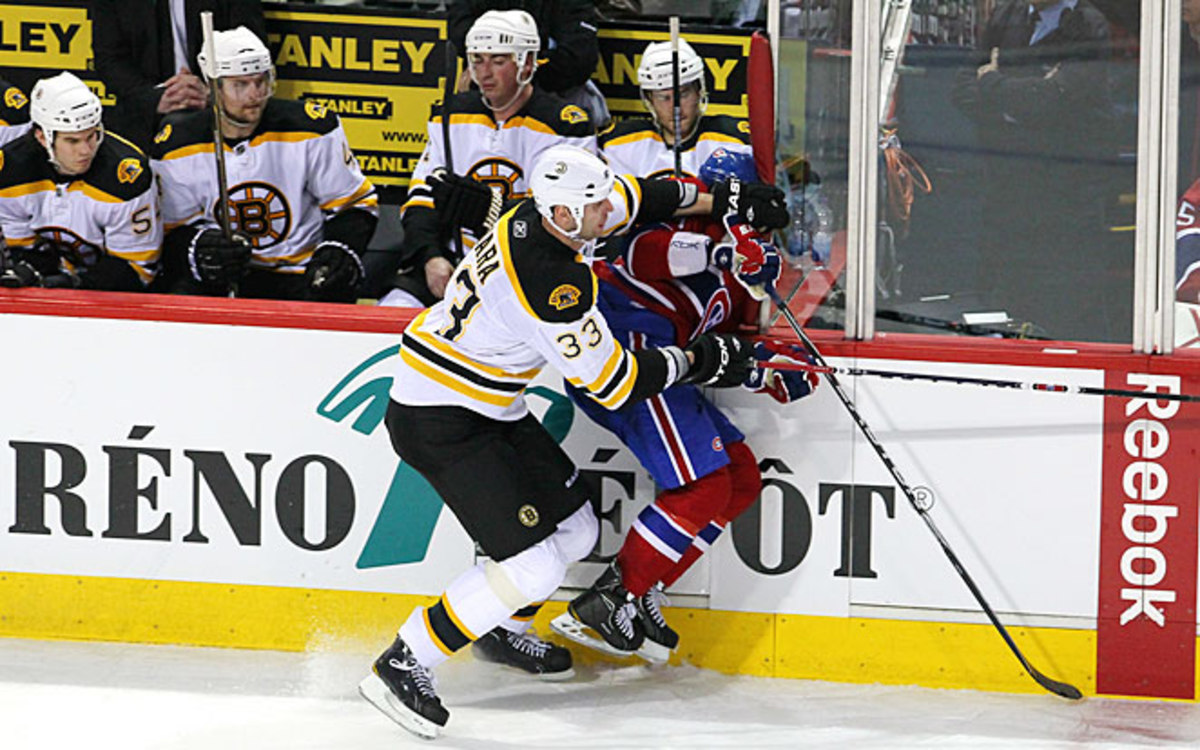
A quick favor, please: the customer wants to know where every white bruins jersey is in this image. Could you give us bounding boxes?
[151,99,377,274]
[0,131,160,283]
[599,114,752,180]
[391,176,649,421]
[0,80,30,148]
[403,87,596,253]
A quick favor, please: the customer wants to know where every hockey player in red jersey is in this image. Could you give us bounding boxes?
[551,149,819,662]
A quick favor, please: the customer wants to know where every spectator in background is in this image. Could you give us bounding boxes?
[151,27,377,302]
[0,77,31,148]
[0,73,161,291]
[448,0,609,126]
[600,37,753,180]
[377,10,594,308]
[91,0,266,150]
[951,0,1118,342]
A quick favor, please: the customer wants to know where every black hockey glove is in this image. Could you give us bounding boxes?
[305,240,364,302]
[189,228,251,285]
[0,257,44,287]
[428,168,502,235]
[679,332,755,388]
[711,178,790,232]
[0,244,68,288]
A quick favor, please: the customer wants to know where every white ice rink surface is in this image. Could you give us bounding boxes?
[3,637,1200,750]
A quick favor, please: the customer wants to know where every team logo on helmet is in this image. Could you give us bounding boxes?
[4,87,28,110]
[116,158,143,184]
[154,124,172,144]
[517,504,540,527]
[219,180,292,249]
[560,105,587,125]
[468,157,522,199]
[548,284,582,310]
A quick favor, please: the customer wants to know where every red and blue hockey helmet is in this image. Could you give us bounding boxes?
[698,148,758,187]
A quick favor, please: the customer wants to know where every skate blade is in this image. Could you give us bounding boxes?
[549,613,643,661]
[636,639,672,665]
[358,672,441,740]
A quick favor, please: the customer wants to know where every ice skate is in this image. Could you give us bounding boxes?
[472,626,575,680]
[550,561,645,658]
[635,583,679,665]
[358,635,448,740]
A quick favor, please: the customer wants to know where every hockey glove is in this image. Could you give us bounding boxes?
[0,258,43,287]
[0,244,67,288]
[712,220,782,301]
[679,332,754,388]
[305,240,364,302]
[189,228,251,286]
[428,168,503,236]
[710,178,789,232]
[744,340,819,404]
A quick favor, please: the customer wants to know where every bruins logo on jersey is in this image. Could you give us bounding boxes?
[304,99,328,120]
[560,105,587,125]
[517,504,540,527]
[154,124,172,144]
[117,158,143,184]
[219,181,292,248]
[548,284,582,310]
[37,227,100,268]
[4,87,27,110]
[469,157,523,200]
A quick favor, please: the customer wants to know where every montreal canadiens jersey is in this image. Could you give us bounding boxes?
[151,98,377,274]
[403,87,596,255]
[0,79,31,148]
[391,175,648,421]
[599,114,752,180]
[0,131,160,284]
[596,212,757,348]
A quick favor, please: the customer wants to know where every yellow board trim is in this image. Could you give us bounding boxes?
[8,570,1185,700]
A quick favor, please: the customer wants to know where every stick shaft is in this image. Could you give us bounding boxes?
[669,17,683,177]
[758,360,1200,403]
[200,12,232,242]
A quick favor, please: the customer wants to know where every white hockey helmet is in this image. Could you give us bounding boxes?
[530,145,614,241]
[197,26,274,82]
[30,72,104,169]
[638,38,707,93]
[465,10,541,85]
[31,72,103,137]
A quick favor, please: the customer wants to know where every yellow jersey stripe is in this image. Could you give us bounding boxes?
[400,347,520,408]
[0,180,56,198]
[320,179,376,211]
[592,353,639,409]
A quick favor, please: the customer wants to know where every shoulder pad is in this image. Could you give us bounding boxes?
[598,117,655,146]
[524,90,593,137]
[148,110,211,159]
[0,134,44,189]
[258,98,339,137]
[699,115,752,143]
[85,137,153,199]
[505,217,596,323]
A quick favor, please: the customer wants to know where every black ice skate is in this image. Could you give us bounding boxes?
[472,626,575,680]
[635,584,680,665]
[550,562,645,658]
[358,635,449,740]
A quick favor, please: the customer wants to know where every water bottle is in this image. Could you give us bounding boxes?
[784,185,833,266]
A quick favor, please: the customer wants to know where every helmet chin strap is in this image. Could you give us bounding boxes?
[644,90,708,146]
[41,127,104,176]
[473,52,535,114]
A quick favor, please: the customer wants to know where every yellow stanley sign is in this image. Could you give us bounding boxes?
[0,5,90,69]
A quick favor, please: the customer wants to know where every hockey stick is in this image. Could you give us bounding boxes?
[766,285,1083,701]
[200,12,237,298]
[669,17,683,178]
[443,36,464,263]
[755,359,1200,403]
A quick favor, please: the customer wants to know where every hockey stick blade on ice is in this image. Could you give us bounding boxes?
[766,285,1083,701]
[756,361,1200,403]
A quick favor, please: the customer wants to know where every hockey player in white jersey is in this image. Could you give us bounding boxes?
[0,72,160,291]
[379,9,596,308]
[0,77,31,148]
[151,26,378,302]
[599,37,753,180]
[358,145,790,740]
